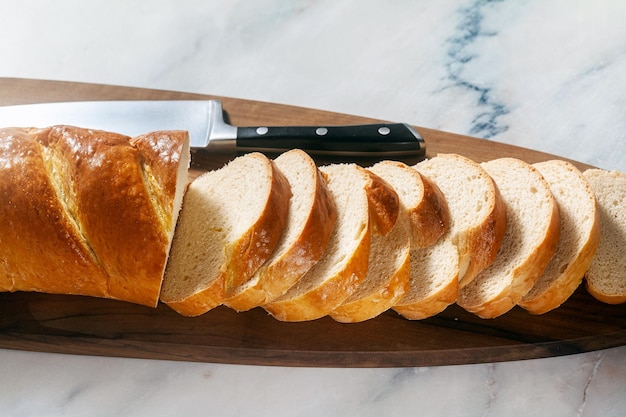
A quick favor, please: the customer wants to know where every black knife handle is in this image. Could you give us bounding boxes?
[236,123,425,160]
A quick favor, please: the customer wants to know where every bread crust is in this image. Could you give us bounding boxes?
[263,230,370,322]
[224,150,338,311]
[586,282,626,305]
[330,246,409,323]
[393,276,458,320]
[0,126,188,307]
[412,172,450,248]
[362,167,399,236]
[369,160,449,248]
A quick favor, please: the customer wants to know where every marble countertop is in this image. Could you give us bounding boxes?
[1,1,625,415]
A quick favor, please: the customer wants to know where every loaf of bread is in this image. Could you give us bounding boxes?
[2,124,624,322]
[582,169,626,304]
[0,126,190,307]
[160,152,291,316]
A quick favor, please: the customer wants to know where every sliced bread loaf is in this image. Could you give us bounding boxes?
[519,160,600,314]
[368,160,449,248]
[160,153,291,316]
[415,154,507,287]
[224,149,338,312]
[263,163,399,322]
[582,168,626,304]
[393,236,459,320]
[457,158,560,318]
[330,209,411,323]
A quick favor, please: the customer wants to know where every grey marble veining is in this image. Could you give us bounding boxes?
[0,347,625,416]
[0,1,625,416]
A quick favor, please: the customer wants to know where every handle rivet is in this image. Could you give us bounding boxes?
[378,127,391,135]
[256,127,269,135]
[315,127,328,136]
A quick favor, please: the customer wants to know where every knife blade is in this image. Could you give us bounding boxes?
[0,100,425,161]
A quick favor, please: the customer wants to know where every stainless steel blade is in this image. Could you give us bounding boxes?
[0,100,232,148]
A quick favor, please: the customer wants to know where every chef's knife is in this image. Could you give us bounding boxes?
[0,100,425,160]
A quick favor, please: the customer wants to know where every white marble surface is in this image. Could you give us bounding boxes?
[1,0,625,415]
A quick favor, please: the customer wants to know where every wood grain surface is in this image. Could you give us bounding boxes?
[0,77,624,367]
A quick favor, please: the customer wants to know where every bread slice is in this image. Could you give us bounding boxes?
[519,160,600,314]
[330,209,411,323]
[0,127,190,308]
[457,158,560,318]
[224,149,338,312]
[263,163,399,322]
[393,236,459,320]
[415,154,507,287]
[368,160,449,248]
[161,152,291,316]
[582,168,626,304]
[367,160,456,320]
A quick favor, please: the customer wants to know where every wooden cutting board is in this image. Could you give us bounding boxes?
[0,78,624,367]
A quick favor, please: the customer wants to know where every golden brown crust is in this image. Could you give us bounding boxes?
[368,160,450,249]
[0,126,188,307]
[129,130,188,231]
[222,159,291,297]
[0,127,108,295]
[360,166,399,236]
[585,283,626,304]
[163,279,225,317]
[392,274,458,320]
[330,246,410,323]
[411,171,450,248]
[263,230,371,322]
[224,152,338,311]
[521,215,599,313]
